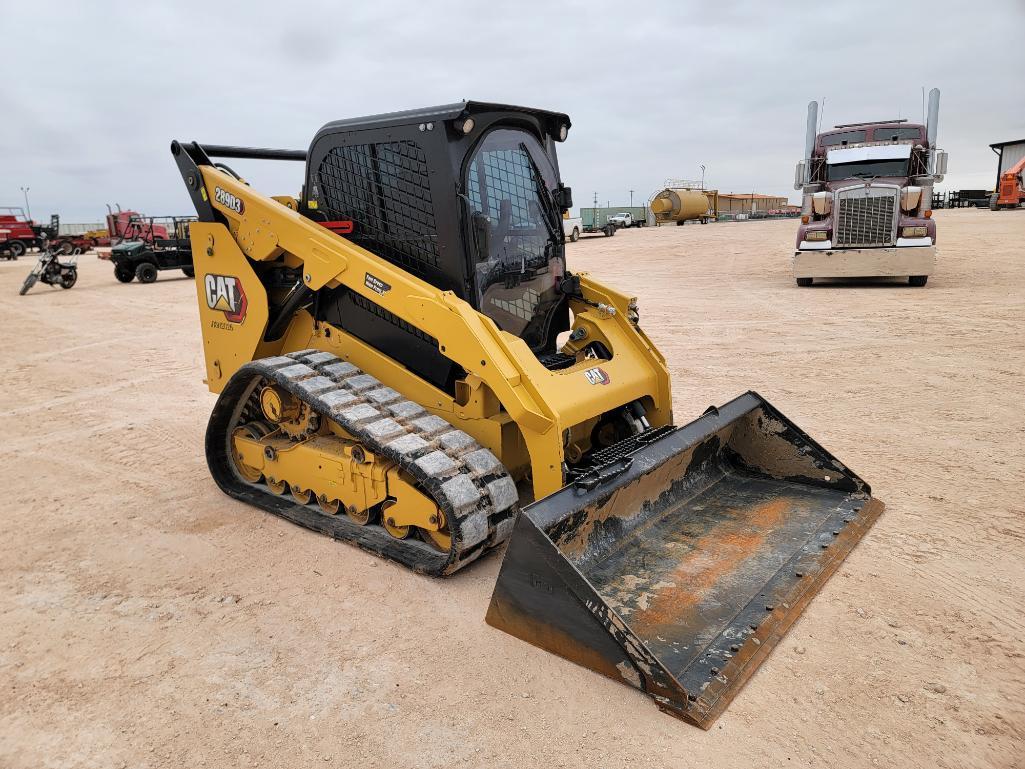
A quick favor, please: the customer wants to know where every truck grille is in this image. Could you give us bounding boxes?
[834,188,897,247]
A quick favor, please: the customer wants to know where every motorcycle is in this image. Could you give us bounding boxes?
[19,247,79,295]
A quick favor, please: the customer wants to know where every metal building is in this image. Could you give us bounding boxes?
[717,193,789,214]
[991,139,1025,188]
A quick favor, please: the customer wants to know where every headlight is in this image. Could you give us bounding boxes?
[806,230,828,241]
[902,226,927,237]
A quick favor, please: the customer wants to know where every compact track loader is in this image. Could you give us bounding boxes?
[172,101,883,728]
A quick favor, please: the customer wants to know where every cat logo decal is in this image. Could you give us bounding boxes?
[204,274,248,324]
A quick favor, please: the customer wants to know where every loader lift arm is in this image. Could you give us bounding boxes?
[171,139,672,499]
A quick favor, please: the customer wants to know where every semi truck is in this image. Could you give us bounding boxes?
[793,88,947,287]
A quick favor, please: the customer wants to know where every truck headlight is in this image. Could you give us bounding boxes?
[902,226,927,238]
[806,231,828,241]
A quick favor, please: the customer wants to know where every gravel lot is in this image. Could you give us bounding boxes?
[1,209,1022,768]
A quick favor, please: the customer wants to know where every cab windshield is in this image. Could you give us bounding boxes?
[827,159,909,181]
[464,129,565,351]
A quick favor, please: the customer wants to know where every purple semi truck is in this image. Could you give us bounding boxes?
[792,88,948,287]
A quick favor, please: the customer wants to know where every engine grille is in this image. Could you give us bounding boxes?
[834,188,897,247]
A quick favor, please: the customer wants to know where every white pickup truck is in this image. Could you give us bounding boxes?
[608,212,634,228]
[562,215,582,242]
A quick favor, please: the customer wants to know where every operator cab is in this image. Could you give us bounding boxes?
[304,101,574,392]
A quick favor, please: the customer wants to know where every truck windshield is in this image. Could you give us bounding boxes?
[827,159,909,181]
[464,128,565,350]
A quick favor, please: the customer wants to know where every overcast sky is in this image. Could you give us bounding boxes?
[3,1,1023,222]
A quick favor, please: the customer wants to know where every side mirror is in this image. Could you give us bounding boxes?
[794,160,808,190]
[930,150,948,181]
[471,211,491,262]
[554,184,573,212]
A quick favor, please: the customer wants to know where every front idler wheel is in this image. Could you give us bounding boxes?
[230,424,267,483]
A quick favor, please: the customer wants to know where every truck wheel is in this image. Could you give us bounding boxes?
[182,265,195,278]
[989,194,999,211]
[8,240,26,258]
[908,275,928,287]
[135,262,158,284]
[570,228,579,242]
[58,241,73,255]
[114,265,135,283]
[796,277,813,287]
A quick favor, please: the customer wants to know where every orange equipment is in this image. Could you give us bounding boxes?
[991,155,1025,210]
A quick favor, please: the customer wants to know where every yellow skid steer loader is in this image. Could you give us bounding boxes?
[171,101,883,728]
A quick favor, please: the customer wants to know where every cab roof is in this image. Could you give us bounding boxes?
[318,101,571,134]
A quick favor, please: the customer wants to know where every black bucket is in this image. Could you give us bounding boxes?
[486,392,884,728]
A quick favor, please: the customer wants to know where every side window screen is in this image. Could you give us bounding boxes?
[317,140,439,276]
[468,148,540,230]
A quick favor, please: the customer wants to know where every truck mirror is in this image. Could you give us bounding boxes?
[554,184,573,212]
[930,150,947,180]
[794,160,808,190]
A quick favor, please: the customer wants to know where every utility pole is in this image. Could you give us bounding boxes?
[700,165,706,190]
[629,190,634,207]
[20,187,31,219]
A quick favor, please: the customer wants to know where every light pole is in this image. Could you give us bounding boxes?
[629,189,634,207]
[19,187,31,219]
[700,165,706,190]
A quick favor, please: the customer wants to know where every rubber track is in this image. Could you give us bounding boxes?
[206,349,520,576]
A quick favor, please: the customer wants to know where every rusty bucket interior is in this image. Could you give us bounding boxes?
[486,391,884,728]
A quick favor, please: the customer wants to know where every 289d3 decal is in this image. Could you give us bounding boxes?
[214,186,245,215]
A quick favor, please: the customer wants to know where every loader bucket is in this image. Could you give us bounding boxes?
[486,392,883,728]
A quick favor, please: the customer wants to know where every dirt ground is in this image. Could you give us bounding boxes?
[1,209,1023,768]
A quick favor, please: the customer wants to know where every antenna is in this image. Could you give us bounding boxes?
[921,86,925,123]
[818,98,825,132]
